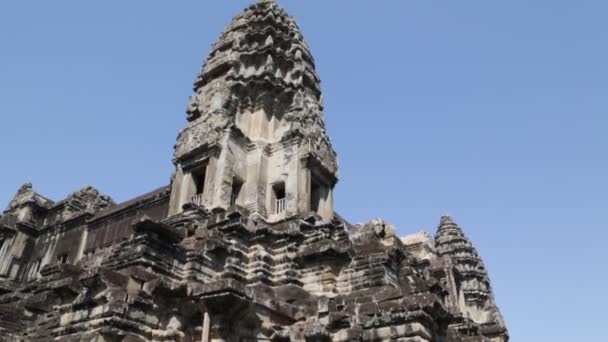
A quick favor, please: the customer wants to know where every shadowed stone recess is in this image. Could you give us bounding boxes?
[0,1,507,341]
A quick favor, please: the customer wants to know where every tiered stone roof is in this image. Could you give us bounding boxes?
[189,0,321,120]
[436,215,492,302]
[435,215,507,333]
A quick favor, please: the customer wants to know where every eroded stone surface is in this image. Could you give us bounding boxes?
[0,1,507,341]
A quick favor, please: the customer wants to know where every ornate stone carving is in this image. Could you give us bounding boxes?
[175,0,337,174]
[435,215,507,334]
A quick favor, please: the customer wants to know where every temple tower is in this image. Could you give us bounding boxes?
[435,216,507,335]
[169,0,338,222]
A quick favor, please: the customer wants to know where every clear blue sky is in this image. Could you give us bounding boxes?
[1,1,606,340]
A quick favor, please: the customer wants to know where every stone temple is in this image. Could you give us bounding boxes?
[0,1,508,341]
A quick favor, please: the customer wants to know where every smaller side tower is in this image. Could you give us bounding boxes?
[168,0,338,222]
[435,215,508,340]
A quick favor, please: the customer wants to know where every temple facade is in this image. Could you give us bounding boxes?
[0,1,508,341]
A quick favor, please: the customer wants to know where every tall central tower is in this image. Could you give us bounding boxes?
[169,0,338,222]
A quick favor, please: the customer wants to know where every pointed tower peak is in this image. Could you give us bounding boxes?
[434,216,504,329]
[437,214,463,234]
[256,0,279,6]
[440,214,455,225]
[252,0,281,12]
[185,0,323,124]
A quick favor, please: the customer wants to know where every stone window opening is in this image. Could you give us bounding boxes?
[272,182,286,215]
[230,178,244,207]
[311,179,322,214]
[191,167,207,206]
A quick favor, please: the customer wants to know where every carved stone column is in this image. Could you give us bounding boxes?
[202,310,210,342]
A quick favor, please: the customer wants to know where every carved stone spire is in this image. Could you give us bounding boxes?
[436,216,492,300]
[435,215,507,334]
[178,0,332,154]
[170,1,338,221]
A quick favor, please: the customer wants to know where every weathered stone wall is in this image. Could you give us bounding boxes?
[0,184,507,342]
